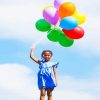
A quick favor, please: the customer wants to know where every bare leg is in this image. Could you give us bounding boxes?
[40,88,46,100]
[47,88,53,100]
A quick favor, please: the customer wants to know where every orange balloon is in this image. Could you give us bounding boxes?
[58,2,76,19]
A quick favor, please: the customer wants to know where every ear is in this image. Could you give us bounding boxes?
[42,54,44,57]
[50,54,52,57]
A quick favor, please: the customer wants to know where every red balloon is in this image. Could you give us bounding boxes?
[62,26,84,39]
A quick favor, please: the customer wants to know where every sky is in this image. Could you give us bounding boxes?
[0,0,100,100]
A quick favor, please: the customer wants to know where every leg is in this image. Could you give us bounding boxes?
[40,88,46,100]
[47,88,53,100]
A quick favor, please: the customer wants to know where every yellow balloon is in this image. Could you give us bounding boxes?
[73,11,86,25]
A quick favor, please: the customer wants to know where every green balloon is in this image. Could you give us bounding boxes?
[59,33,74,47]
[35,19,51,32]
[47,28,63,42]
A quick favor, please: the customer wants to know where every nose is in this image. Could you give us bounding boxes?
[45,56,49,58]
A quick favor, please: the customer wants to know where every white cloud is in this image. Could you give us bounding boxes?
[53,90,96,100]
[0,64,35,100]
[53,75,100,100]
[0,64,100,100]
[71,0,100,15]
[0,0,53,42]
[0,3,38,41]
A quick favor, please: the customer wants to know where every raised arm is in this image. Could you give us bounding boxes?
[30,47,40,64]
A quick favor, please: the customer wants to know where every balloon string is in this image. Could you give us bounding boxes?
[31,33,47,48]
[31,24,59,49]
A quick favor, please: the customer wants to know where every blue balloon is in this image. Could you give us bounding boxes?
[59,16,78,30]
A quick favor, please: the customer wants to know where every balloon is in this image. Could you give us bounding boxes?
[43,6,59,25]
[60,16,78,30]
[62,26,84,39]
[54,0,67,9]
[47,28,63,42]
[58,2,76,19]
[35,19,51,32]
[73,11,86,25]
[59,33,74,47]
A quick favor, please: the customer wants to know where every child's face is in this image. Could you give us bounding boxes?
[42,51,52,62]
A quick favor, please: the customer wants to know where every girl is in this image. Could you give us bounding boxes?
[30,47,59,100]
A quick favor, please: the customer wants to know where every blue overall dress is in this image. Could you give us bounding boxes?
[38,60,59,89]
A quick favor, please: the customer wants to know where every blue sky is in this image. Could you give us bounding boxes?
[0,0,100,100]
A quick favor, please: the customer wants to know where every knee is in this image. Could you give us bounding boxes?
[41,92,46,96]
[47,92,52,97]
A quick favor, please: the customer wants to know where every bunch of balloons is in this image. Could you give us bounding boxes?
[35,0,86,47]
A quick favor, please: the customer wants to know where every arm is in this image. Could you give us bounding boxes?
[30,48,40,64]
[53,65,58,86]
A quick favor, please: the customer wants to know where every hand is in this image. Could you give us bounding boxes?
[55,79,58,86]
[31,44,36,49]
[30,45,35,54]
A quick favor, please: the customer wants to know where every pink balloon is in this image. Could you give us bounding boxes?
[54,0,67,9]
[43,7,59,25]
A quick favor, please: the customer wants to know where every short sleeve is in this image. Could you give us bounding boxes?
[52,62,59,68]
[39,58,45,64]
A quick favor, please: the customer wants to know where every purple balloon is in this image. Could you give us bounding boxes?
[43,7,59,25]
